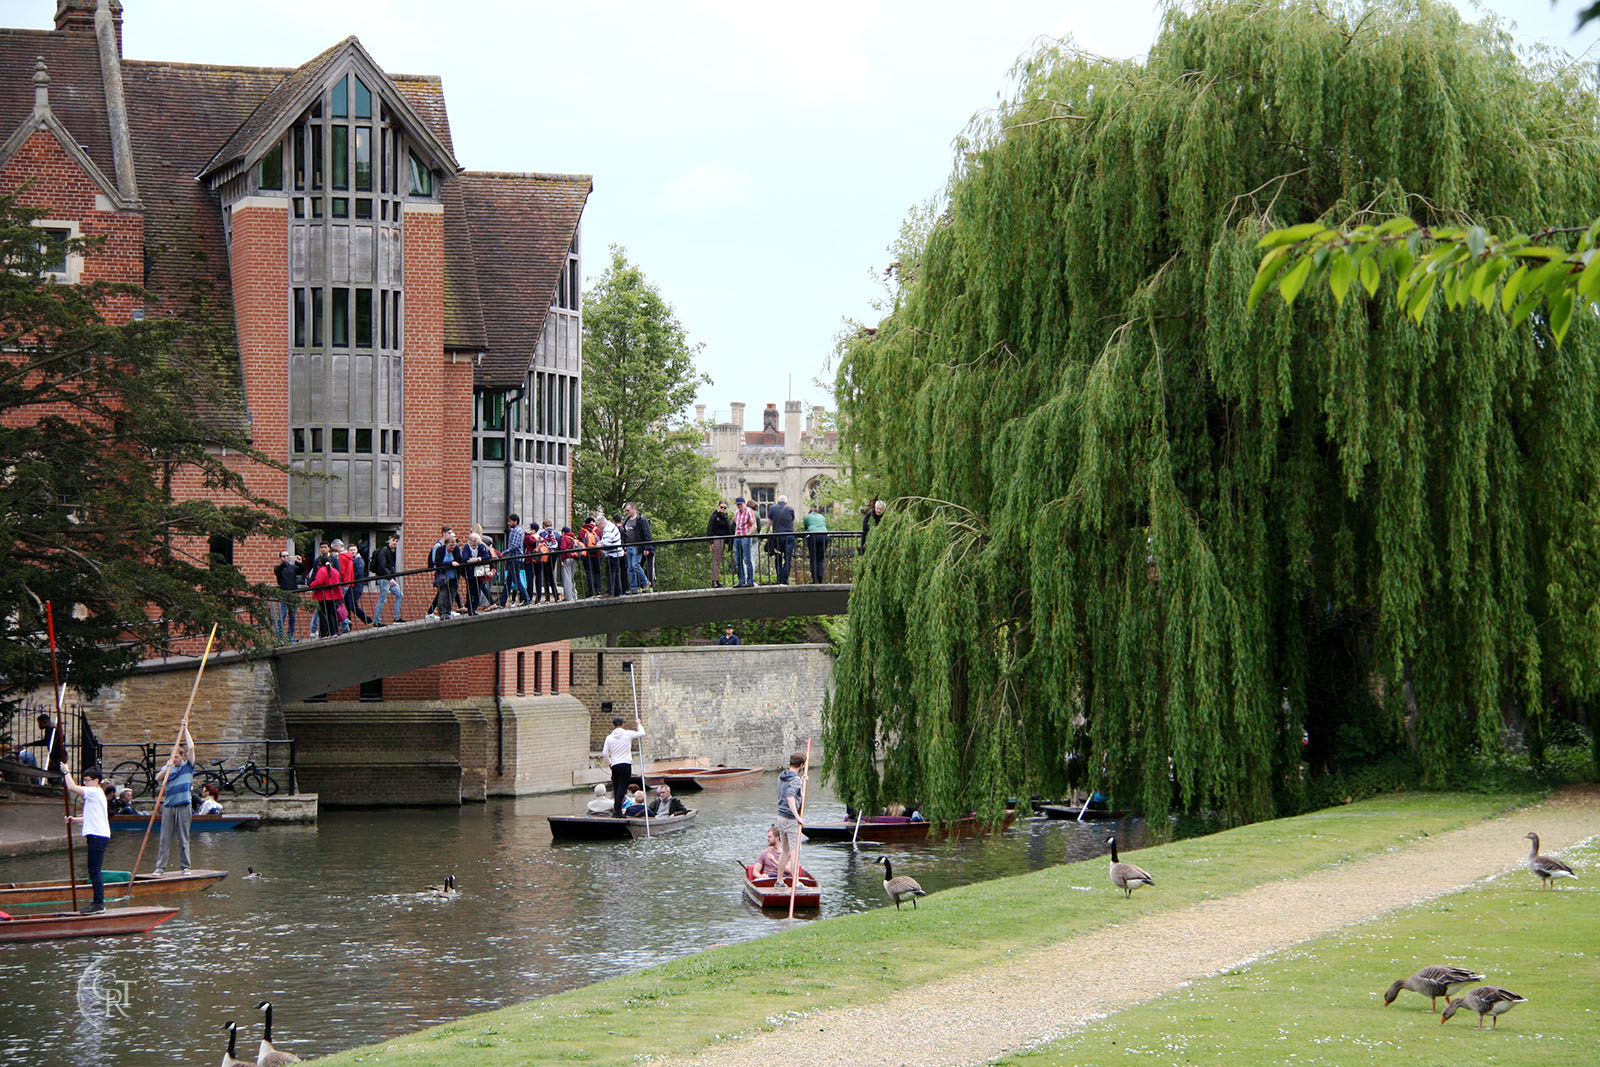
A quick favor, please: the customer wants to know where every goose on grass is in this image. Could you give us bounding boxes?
[874,856,926,910]
[1382,965,1484,1010]
[1441,986,1527,1029]
[1106,836,1154,898]
[1524,832,1577,889]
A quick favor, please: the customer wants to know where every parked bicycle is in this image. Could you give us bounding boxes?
[110,746,157,799]
[197,754,279,797]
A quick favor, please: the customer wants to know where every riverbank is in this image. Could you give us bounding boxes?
[311,786,1597,1065]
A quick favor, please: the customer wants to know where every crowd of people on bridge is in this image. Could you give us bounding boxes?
[269,496,888,642]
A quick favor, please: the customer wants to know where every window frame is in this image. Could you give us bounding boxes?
[31,220,81,283]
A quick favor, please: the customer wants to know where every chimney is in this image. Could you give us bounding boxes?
[809,405,823,435]
[762,403,779,434]
[785,400,802,445]
[695,404,706,422]
[54,0,96,33]
[729,402,746,428]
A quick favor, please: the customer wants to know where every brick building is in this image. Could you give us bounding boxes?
[0,1,591,782]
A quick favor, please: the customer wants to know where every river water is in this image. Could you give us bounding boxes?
[0,780,1197,1066]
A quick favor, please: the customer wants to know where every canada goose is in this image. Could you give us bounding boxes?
[1383,965,1485,1010]
[255,1001,301,1066]
[1106,836,1154,898]
[1441,986,1527,1029]
[875,856,926,909]
[244,867,264,881]
[1525,833,1577,889]
[426,874,459,898]
[220,1020,251,1067]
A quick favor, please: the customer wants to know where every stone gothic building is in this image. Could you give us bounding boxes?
[699,401,842,519]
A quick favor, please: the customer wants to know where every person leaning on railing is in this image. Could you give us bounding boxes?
[803,504,829,583]
[371,532,404,625]
[706,500,734,587]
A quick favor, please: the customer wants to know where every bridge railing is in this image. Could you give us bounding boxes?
[262,530,863,642]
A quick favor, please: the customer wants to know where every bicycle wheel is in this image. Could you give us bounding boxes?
[111,760,153,798]
[243,769,279,797]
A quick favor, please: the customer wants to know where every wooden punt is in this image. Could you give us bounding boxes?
[648,767,763,792]
[0,869,228,909]
[801,812,1016,843]
[547,810,697,840]
[0,905,179,943]
[1035,804,1134,821]
[109,813,261,832]
[742,865,820,910]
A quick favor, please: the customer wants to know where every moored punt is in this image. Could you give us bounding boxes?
[742,865,821,910]
[0,869,228,909]
[1035,804,1134,821]
[801,812,1016,843]
[0,905,179,943]
[647,767,763,792]
[110,813,260,832]
[547,810,698,840]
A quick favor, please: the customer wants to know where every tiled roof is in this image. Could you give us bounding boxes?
[122,59,289,433]
[457,171,592,389]
[391,74,454,155]
[441,180,487,351]
[0,27,114,180]
[199,37,349,181]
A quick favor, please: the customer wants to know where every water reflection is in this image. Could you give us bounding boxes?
[0,781,1196,1065]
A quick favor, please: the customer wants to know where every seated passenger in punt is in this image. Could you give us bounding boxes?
[196,783,223,815]
[753,826,782,878]
[585,784,613,815]
[110,787,141,816]
[621,786,648,817]
[648,784,689,817]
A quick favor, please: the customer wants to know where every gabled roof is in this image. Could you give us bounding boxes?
[0,27,114,180]
[441,179,488,352]
[457,171,592,389]
[198,36,460,187]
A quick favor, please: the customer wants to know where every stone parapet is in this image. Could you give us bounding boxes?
[483,695,589,796]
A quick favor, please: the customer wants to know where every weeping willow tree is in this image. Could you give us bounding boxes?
[827,0,1600,826]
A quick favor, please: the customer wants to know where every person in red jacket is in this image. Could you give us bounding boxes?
[308,544,344,640]
[558,526,579,602]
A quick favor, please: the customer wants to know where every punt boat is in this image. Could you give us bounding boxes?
[646,767,762,792]
[741,865,820,910]
[547,810,697,840]
[0,905,179,943]
[0,869,228,909]
[109,813,260,832]
[801,812,1015,843]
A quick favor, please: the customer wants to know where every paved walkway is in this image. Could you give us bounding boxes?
[668,786,1599,1067]
[0,795,71,858]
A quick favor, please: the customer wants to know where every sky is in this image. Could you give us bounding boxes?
[5,1,1598,428]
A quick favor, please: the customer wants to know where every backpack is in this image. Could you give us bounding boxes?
[352,552,367,580]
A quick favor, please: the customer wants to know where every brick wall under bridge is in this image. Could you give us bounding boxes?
[42,644,834,805]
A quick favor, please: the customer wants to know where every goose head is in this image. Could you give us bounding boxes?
[875,855,893,879]
[1440,997,1464,1024]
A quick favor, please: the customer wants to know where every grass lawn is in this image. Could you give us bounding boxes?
[315,791,1541,1065]
[1001,837,1600,1066]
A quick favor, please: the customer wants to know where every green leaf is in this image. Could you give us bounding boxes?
[1257,222,1328,250]
[1500,265,1528,313]
[1375,217,1417,237]
[1359,255,1381,297]
[1510,289,1542,329]
[1578,249,1600,301]
[1466,225,1488,259]
[1279,255,1315,306]
[1549,288,1574,346]
[1248,246,1291,309]
[1407,273,1437,323]
[1328,253,1356,304]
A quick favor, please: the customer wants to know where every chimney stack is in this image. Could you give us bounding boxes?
[695,404,706,422]
[785,400,802,445]
[729,402,746,428]
[762,403,779,434]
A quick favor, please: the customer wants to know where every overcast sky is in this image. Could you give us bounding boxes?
[7,1,1597,427]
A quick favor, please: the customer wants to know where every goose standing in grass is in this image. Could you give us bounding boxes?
[1382,965,1485,1010]
[875,856,926,910]
[1525,832,1577,889]
[1106,836,1154,898]
[426,874,459,898]
[220,1020,251,1067]
[1441,986,1527,1029]
[255,1001,301,1065]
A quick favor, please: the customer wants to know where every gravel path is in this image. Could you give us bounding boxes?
[667,786,1599,1067]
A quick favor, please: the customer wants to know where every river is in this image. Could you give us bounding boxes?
[0,779,1201,1065]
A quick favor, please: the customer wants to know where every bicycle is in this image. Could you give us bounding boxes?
[110,746,157,798]
[196,753,279,797]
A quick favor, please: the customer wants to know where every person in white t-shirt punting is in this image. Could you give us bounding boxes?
[60,763,112,914]
[601,716,645,818]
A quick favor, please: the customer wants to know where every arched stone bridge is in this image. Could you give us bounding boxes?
[270,584,851,702]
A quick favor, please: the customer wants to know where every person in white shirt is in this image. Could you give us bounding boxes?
[60,763,112,914]
[196,782,223,815]
[601,716,645,817]
[598,512,625,598]
[585,783,612,815]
